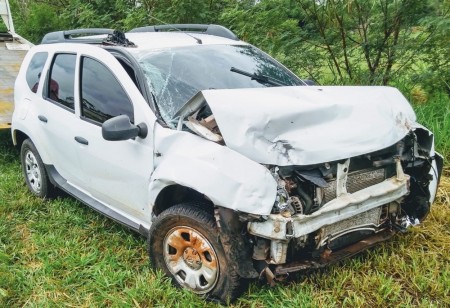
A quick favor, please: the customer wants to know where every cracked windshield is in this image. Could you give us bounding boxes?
[138,44,302,125]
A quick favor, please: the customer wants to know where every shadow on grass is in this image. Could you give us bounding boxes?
[0,129,19,164]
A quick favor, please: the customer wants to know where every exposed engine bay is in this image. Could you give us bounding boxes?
[270,131,435,219]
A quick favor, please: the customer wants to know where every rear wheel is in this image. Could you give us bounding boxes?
[149,203,245,303]
[20,139,54,198]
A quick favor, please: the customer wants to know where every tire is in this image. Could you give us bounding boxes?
[149,203,245,303]
[20,139,55,198]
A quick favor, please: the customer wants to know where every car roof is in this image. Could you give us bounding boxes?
[33,31,250,61]
[39,26,249,55]
[124,32,248,51]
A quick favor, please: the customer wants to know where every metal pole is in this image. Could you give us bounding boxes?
[0,0,15,34]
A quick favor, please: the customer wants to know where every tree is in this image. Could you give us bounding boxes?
[291,0,435,85]
[417,1,449,93]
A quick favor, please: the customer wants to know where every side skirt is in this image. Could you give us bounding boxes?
[45,164,149,237]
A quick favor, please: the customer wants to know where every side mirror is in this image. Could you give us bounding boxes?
[102,115,148,141]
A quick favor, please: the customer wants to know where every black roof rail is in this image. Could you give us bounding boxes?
[42,28,113,44]
[41,29,135,47]
[129,24,239,41]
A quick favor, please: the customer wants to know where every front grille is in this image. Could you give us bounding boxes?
[317,206,384,247]
[322,206,382,238]
[323,168,386,204]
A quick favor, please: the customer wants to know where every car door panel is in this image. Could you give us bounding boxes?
[35,52,85,187]
[74,53,155,223]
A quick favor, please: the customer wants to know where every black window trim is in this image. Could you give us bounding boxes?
[103,47,165,125]
[43,52,76,114]
[78,55,135,126]
[104,48,150,101]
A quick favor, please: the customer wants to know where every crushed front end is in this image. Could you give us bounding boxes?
[246,128,443,281]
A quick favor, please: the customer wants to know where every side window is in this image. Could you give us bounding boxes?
[80,57,134,124]
[25,52,48,93]
[46,54,76,110]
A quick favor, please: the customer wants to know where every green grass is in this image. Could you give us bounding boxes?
[414,93,450,160]
[1,105,449,307]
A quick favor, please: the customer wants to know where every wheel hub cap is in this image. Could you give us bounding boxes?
[24,150,42,193]
[163,226,219,294]
[183,247,202,270]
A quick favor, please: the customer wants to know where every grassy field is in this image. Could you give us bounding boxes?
[1,95,449,307]
[413,93,450,160]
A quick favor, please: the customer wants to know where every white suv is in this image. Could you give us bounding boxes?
[11,25,443,302]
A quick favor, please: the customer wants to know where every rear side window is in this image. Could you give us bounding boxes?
[26,52,48,93]
[80,57,134,124]
[46,54,76,110]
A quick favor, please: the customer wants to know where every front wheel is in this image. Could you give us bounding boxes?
[149,203,245,303]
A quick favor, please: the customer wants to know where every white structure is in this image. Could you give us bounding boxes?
[0,0,15,33]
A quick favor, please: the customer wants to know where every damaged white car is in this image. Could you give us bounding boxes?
[12,25,443,302]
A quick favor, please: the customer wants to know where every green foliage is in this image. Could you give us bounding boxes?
[153,0,211,24]
[220,0,296,47]
[8,0,234,41]
[416,1,450,94]
[281,0,437,85]
[0,20,7,32]
[222,0,449,91]
[9,1,68,43]
[8,0,449,90]
[414,93,450,159]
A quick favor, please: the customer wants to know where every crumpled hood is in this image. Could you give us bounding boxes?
[198,86,416,166]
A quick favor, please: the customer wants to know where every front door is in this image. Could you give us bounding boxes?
[73,53,155,223]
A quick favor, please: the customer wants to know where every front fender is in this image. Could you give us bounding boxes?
[149,127,277,215]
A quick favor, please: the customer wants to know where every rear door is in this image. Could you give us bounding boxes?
[35,52,85,187]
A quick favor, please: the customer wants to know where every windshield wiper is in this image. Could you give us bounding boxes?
[230,67,287,87]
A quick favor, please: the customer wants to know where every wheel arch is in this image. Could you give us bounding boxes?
[12,128,52,165]
[152,184,214,216]
[147,144,278,216]
[12,129,29,148]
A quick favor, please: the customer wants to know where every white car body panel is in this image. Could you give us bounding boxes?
[192,86,417,166]
[149,126,278,215]
[13,43,159,222]
[125,32,247,53]
[13,49,53,165]
[13,42,441,220]
[68,48,157,221]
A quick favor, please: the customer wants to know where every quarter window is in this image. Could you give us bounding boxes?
[26,52,48,93]
[46,54,76,110]
[80,57,134,124]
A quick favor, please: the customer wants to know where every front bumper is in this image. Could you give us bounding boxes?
[248,172,410,241]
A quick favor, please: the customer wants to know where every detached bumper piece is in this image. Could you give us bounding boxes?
[273,229,395,276]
